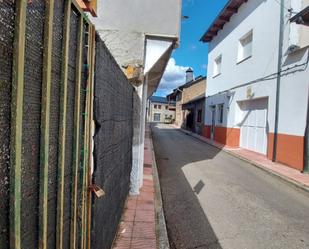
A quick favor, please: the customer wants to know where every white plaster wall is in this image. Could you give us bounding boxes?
[97,30,145,69]
[90,0,181,68]
[278,48,309,136]
[205,0,309,136]
[207,0,280,96]
[91,0,181,37]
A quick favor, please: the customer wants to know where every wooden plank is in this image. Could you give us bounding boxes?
[86,24,96,249]
[71,0,91,24]
[9,1,27,249]
[79,22,91,249]
[38,0,54,249]
[56,1,72,249]
[70,15,84,249]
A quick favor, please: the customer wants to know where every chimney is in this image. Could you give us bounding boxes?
[186,68,194,83]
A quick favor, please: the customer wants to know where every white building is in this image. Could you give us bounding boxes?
[201,0,309,172]
[90,0,182,194]
[148,96,176,123]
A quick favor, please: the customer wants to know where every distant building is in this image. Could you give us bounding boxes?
[148,96,176,123]
[168,69,207,135]
[201,0,309,172]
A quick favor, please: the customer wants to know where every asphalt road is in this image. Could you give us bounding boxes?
[151,123,309,249]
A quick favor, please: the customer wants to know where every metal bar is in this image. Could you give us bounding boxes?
[70,15,84,249]
[79,21,90,249]
[272,0,285,162]
[86,24,96,249]
[9,1,27,249]
[56,1,72,249]
[304,86,309,173]
[38,0,54,248]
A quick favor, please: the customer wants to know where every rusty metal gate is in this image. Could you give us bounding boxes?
[0,1,96,249]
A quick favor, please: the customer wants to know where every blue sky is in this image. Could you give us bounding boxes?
[154,0,228,97]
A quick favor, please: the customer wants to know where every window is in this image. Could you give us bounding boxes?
[217,104,224,124]
[154,104,157,109]
[158,105,162,109]
[154,113,161,122]
[238,30,253,63]
[213,55,222,77]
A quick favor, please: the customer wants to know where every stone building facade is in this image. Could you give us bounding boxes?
[168,70,207,134]
[148,96,176,123]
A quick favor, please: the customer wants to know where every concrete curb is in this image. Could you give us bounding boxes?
[177,127,309,196]
[149,127,170,249]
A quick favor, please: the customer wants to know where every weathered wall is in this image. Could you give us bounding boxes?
[89,0,181,69]
[182,79,206,104]
[174,78,206,128]
[92,34,133,249]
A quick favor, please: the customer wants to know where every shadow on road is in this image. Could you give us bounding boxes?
[151,123,223,249]
[151,122,309,249]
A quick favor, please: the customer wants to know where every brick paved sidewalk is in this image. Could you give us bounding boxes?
[175,126,309,191]
[112,127,159,249]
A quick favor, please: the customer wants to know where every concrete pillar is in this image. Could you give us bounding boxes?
[130,84,143,195]
[130,76,148,195]
[138,76,148,188]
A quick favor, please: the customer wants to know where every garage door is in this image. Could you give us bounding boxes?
[239,98,268,155]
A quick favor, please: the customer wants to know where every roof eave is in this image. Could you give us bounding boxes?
[290,6,309,26]
[200,0,248,43]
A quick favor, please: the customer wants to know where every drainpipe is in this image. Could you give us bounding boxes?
[304,86,309,173]
[272,0,285,162]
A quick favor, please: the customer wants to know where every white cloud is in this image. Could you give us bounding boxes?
[155,58,191,96]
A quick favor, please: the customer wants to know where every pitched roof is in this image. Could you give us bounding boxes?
[149,96,168,104]
[290,6,309,26]
[167,76,207,99]
[200,0,248,42]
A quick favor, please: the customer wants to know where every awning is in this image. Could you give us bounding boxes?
[290,6,309,26]
[182,95,205,110]
[144,37,176,97]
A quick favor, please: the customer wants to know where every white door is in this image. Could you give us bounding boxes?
[240,98,268,155]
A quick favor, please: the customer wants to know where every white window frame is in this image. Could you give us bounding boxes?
[213,54,222,77]
[237,30,253,63]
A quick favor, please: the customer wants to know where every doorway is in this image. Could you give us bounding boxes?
[211,106,216,140]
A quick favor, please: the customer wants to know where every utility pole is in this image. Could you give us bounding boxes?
[304,86,309,173]
[273,0,285,162]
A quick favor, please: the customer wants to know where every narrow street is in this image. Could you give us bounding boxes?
[151,123,309,249]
